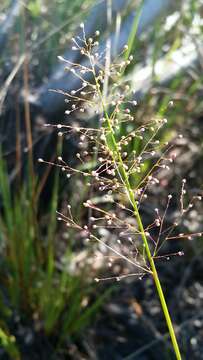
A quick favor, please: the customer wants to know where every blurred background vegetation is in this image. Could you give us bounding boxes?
[0,0,203,359]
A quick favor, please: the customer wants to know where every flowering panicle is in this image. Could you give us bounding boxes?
[38,25,203,358]
[39,27,202,286]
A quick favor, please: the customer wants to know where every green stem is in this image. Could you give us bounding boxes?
[97,87,181,359]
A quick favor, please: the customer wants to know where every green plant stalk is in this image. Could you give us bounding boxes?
[124,0,144,61]
[96,84,181,359]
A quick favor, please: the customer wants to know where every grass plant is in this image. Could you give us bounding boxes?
[40,22,203,360]
[0,144,106,358]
